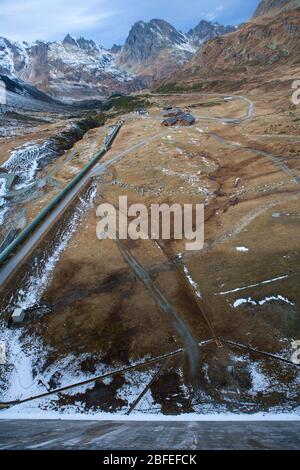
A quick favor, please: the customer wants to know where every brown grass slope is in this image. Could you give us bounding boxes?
[253,0,300,18]
[154,8,300,94]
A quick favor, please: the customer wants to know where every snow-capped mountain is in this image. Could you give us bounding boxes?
[0,35,144,101]
[0,17,235,100]
[0,37,29,76]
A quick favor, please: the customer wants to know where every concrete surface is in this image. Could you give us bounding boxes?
[0,420,299,450]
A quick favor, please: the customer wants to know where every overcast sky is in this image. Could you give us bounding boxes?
[0,0,261,47]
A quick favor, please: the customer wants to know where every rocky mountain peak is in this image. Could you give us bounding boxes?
[119,18,190,66]
[187,20,236,48]
[62,35,99,52]
[77,37,98,51]
[110,44,122,54]
[62,34,78,47]
[147,18,187,46]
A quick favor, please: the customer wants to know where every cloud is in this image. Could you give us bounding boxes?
[205,5,224,22]
[0,0,116,42]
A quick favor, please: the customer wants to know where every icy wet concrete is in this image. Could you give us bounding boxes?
[0,419,299,450]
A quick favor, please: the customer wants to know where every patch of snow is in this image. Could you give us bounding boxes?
[183,265,202,299]
[232,297,257,308]
[0,332,44,402]
[160,167,212,197]
[0,178,6,197]
[236,246,249,252]
[1,141,47,189]
[232,295,295,308]
[259,295,294,306]
[216,274,289,296]
[1,406,299,421]
[272,212,289,218]
[131,388,158,414]
[291,341,300,365]
[0,341,6,365]
[0,177,8,224]
[249,363,270,393]
[117,369,157,405]
[48,41,134,83]
[102,376,113,386]
[174,41,197,54]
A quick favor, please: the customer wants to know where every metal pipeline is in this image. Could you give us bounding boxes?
[0,121,122,267]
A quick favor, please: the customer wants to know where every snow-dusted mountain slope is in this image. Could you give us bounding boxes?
[0,35,144,101]
[187,20,236,48]
[0,17,235,99]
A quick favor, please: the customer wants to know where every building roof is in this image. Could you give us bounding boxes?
[161,117,177,126]
[163,107,182,117]
[177,113,196,124]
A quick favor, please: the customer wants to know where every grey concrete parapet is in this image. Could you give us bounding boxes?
[12,308,26,324]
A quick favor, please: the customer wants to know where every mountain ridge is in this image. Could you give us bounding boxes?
[0,17,235,100]
[117,17,234,80]
[0,35,143,102]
